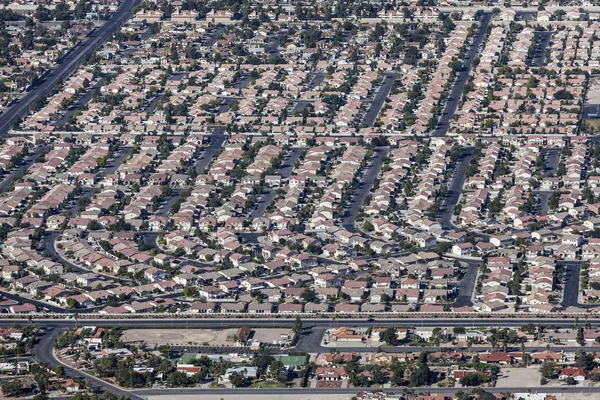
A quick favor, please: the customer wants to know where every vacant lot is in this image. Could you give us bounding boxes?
[252,328,294,344]
[495,367,540,388]
[587,79,600,104]
[121,329,237,347]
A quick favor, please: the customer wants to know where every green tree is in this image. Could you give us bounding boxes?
[292,316,302,336]
[379,327,398,345]
[166,371,189,387]
[540,360,557,378]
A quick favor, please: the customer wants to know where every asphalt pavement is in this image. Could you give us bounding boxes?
[16,317,600,330]
[194,126,227,174]
[341,147,390,232]
[0,144,49,191]
[362,72,396,127]
[308,72,324,88]
[53,78,104,126]
[431,12,492,137]
[544,148,560,176]
[453,261,479,307]
[32,328,144,400]
[205,27,225,47]
[535,190,551,216]
[531,31,552,67]
[249,147,303,218]
[438,146,474,229]
[561,261,589,308]
[0,0,141,138]
[40,231,134,286]
[130,386,600,396]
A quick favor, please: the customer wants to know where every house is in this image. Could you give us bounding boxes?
[314,367,348,381]
[189,302,217,314]
[559,367,586,382]
[333,327,364,342]
[222,367,258,382]
[480,352,514,365]
[452,242,475,256]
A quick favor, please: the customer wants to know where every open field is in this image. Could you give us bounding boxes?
[495,367,540,388]
[145,396,353,400]
[121,329,237,347]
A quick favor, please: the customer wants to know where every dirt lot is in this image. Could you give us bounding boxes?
[587,79,600,104]
[252,328,294,344]
[121,329,237,347]
[147,395,352,400]
[495,367,540,387]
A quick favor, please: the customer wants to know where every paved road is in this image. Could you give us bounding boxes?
[65,147,129,217]
[0,0,140,138]
[268,30,287,55]
[0,144,49,191]
[431,12,492,137]
[205,27,225,47]
[453,261,479,307]
[291,99,314,113]
[362,72,396,127]
[545,148,560,176]
[154,127,227,218]
[40,231,134,286]
[143,94,165,113]
[249,147,303,218]
[130,386,600,396]
[33,328,144,400]
[531,31,552,67]
[341,147,390,232]
[0,290,66,313]
[562,261,590,308]
[53,78,104,126]
[438,146,474,229]
[308,72,324,88]
[535,190,552,216]
[16,317,600,330]
[155,188,182,217]
[195,127,227,174]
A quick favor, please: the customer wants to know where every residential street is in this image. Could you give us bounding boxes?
[431,12,492,137]
[438,146,474,229]
[341,147,390,232]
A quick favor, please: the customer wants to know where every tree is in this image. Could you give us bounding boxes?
[540,360,557,378]
[269,359,286,381]
[229,371,247,387]
[183,287,196,298]
[379,327,398,345]
[252,349,274,376]
[292,316,302,336]
[459,372,483,386]
[55,365,65,378]
[409,363,430,386]
[300,288,317,303]
[1,380,23,397]
[166,371,189,387]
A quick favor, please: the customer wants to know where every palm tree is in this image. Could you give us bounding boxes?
[489,337,498,352]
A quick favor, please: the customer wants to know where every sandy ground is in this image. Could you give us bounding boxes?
[145,395,353,400]
[253,328,294,344]
[587,79,600,104]
[495,367,541,387]
[121,329,237,346]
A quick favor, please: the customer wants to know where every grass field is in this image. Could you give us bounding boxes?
[582,119,600,133]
